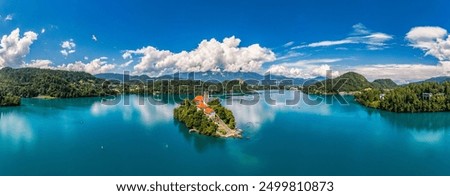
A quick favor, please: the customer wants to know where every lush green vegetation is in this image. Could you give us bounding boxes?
[0,94,21,106]
[0,67,253,107]
[173,99,219,136]
[173,98,237,137]
[0,67,115,103]
[372,79,398,89]
[355,82,450,112]
[303,72,373,94]
[354,88,383,108]
[303,72,398,94]
[208,99,236,129]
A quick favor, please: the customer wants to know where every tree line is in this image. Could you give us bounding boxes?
[355,82,450,112]
[120,79,253,95]
[0,67,116,106]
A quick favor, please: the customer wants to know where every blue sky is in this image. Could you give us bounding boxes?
[0,0,449,83]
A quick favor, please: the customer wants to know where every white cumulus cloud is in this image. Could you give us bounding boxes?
[60,39,76,57]
[0,28,38,68]
[24,58,115,75]
[56,57,115,74]
[266,65,303,78]
[266,58,342,78]
[123,36,275,76]
[406,26,450,62]
[24,59,53,69]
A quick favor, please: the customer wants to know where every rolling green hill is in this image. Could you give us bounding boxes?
[0,67,115,106]
[303,72,373,94]
[372,79,398,89]
[303,72,398,94]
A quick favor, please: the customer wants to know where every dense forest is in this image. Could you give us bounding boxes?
[0,94,20,106]
[355,82,450,112]
[0,67,116,106]
[173,99,219,136]
[0,67,255,107]
[0,67,115,98]
[372,79,398,89]
[303,72,397,94]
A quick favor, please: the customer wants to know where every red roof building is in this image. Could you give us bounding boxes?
[194,96,204,103]
[193,95,215,117]
[197,102,208,109]
[205,107,214,115]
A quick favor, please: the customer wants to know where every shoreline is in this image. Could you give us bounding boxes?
[33,95,57,99]
[189,128,243,139]
[302,91,360,96]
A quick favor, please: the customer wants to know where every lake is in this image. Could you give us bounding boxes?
[1,91,450,176]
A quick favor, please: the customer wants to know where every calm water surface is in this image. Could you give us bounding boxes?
[1,91,450,175]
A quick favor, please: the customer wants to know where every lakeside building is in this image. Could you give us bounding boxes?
[193,93,216,118]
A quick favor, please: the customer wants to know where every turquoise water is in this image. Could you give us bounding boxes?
[1,91,450,176]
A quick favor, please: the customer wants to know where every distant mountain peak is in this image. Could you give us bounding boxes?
[95,71,325,86]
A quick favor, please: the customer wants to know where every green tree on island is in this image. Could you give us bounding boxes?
[208,99,236,129]
[173,99,218,136]
[174,98,238,137]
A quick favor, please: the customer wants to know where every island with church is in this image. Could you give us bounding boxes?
[173,92,243,138]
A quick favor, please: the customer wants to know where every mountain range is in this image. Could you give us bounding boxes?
[95,71,325,86]
[415,76,450,84]
[97,71,450,89]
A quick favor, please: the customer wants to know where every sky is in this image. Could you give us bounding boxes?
[0,0,449,83]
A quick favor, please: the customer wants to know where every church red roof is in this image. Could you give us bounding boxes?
[194,95,203,102]
[197,102,208,109]
[205,107,214,114]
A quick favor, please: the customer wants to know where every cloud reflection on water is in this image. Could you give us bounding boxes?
[410,131,445,144]
[361,103,450,144]
[225,91,335,130]
[0,112,34,149]
[90,95,173,126]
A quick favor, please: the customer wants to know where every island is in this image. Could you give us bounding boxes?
[174,92,242,138]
